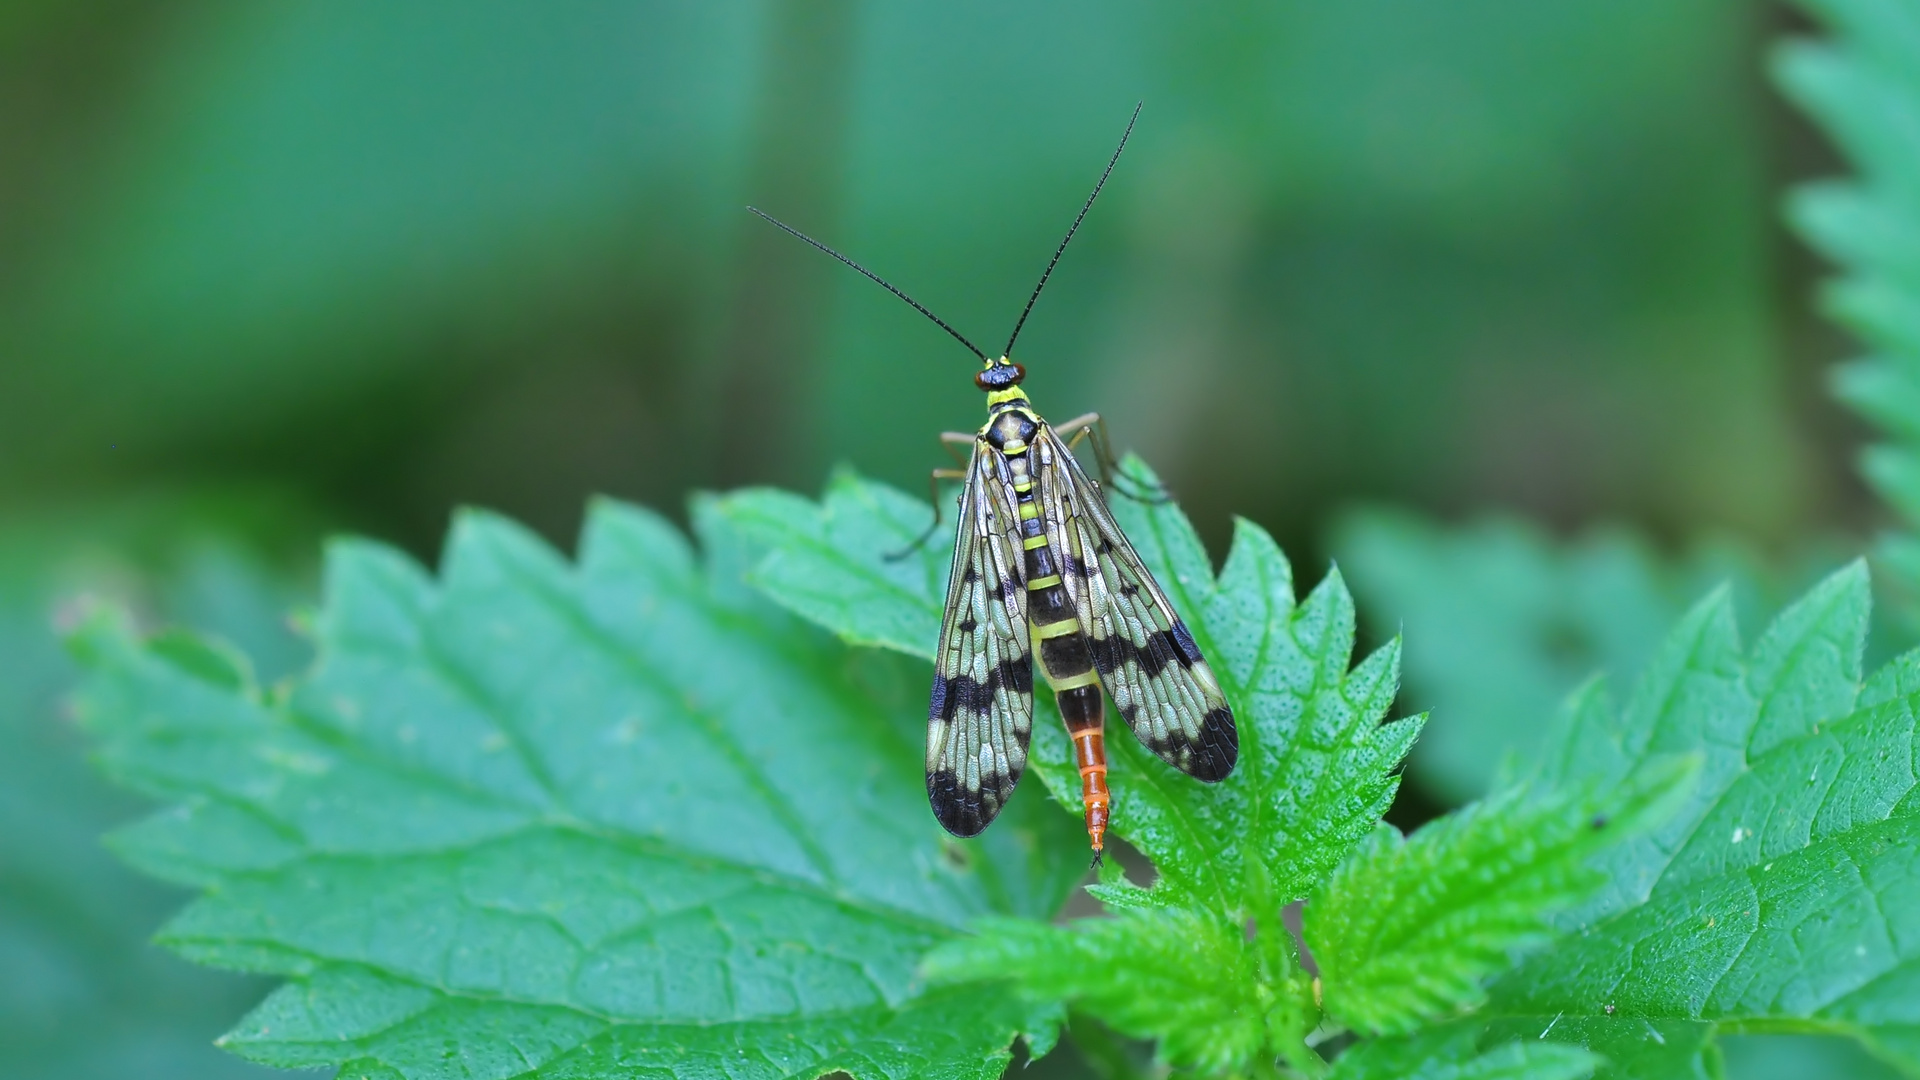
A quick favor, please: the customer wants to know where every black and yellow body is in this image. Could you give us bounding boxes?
[924,357,1237,855]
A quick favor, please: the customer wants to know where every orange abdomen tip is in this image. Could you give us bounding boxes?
[1073,730,1111,853]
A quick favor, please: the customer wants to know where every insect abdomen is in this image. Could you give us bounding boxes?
[1014,459,1110,853]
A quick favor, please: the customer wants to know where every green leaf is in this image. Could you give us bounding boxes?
[1776,0,1920,637]
[1331,508,1816,804]
[1305,757,1696,1037]
[719,468,949,658]
[0,506,312,1080]
[1327,1022,1599,1080]
[922,906,1277,1076]
[1482,562,1920,1075]
[73,498,1084,1079]
[1723,1030,1914,1080]
[1475,1016,1719,1080]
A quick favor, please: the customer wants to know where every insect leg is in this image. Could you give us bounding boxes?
[884,432,977,562]
[1053,412,1171,505]
[937,430,974,466]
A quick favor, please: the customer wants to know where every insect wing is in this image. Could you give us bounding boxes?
[1039,428,1238,781]
[926,445,1035,836]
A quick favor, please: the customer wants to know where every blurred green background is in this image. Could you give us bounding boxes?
[0,1,1891,1077]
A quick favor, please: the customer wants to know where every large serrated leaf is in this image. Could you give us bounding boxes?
[72,497,1082,1080]
[1485,562,1920,1075]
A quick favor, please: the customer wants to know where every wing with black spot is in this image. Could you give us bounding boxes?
[926,444,1034,836]
[1039,427,1237,781]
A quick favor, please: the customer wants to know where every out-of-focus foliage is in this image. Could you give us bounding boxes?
[1777,0,1920,636]
[0,0,1825,556]
[0,497,312,1080]
[1332,510,1842,804]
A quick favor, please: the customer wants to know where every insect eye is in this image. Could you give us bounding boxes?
[974,364,1026,391]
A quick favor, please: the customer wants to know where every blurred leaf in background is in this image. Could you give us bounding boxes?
[0,494,315,1080]
[1330,509,1851,805]
[0,0,1848,559]
[1776,0,1920,635]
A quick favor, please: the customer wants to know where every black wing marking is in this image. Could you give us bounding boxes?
[1037,427,1237,781]
[926,443,1035,836]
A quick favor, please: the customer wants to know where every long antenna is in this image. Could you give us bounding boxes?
[747,206,987,361]
[1003,102,1141,359]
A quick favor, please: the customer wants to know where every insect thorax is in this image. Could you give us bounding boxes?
[982,405,1039,452]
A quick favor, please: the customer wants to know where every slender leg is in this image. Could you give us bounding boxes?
[883,468,968,562]
[1052,412,1170,504]
[938,430,973,467]
[884,432,977,561]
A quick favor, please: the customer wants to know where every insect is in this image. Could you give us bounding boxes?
[749,105,1237,860]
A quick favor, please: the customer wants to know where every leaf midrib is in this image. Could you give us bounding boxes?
[231,960,1000,1064]
[168,818,965,967]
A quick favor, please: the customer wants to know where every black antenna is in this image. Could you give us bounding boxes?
[747,206,987,361]
[1003,102,1141,359]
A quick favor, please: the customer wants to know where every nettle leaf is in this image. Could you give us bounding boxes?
[72,497,1086,1080]
[1473,562,1920,1076]
[1305,757,1696,1038]
[921,906,1279,1076]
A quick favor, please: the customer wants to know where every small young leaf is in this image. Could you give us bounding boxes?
[1306,757,1696,1037]
[73,498,1084,1079]
[923,906,1273,1076]
[721,469,949,658]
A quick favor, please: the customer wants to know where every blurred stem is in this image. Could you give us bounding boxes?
[712,0,859,488]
